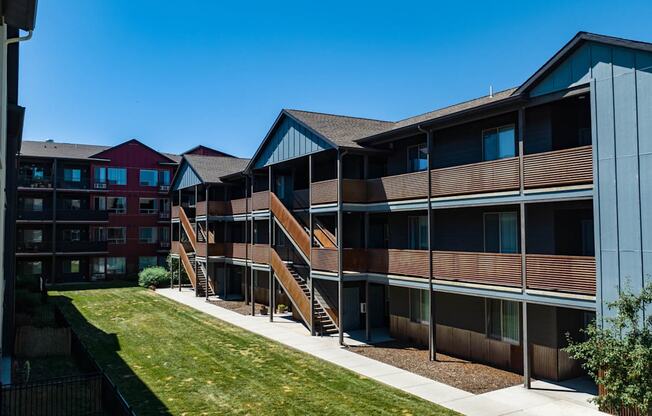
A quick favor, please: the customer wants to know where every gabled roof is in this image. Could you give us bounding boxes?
[183,154,249,184]
[20,140,111,160]
[516,31,652,95]
[284,109,394,148]
[182,145,235,158]
[90,138,178,164]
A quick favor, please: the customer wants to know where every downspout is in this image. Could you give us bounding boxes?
[417,124,435,361]
[337,149,348,345]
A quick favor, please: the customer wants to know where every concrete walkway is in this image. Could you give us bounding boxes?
[157,288,606,416]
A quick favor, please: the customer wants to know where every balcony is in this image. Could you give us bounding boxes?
[227,197,249,215]
[18,174,52,189]
[57,178,90,190]
[158,185,171,193]
[159,241,171,249]
[159,211,171,220]
[56,209,109,222]
[309,146,593,205]
[56,241,108,253]
[17,210,52,221]
[523,145,593,189]
[251,244,269,263]
[196,201,226,217]
[252,191,269,211]
[16,241,52,254]
[311,248,595,296]
[224,243,248,259]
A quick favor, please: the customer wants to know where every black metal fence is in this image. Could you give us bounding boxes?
[1,373,103,416]
[0,308,135,416]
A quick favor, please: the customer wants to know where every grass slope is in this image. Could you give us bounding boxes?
[52,286,457,416]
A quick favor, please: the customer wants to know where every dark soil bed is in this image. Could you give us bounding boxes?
[347,340,522,394]
[207,298,261,316]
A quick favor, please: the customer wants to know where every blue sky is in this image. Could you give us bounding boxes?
[20,0,652,157]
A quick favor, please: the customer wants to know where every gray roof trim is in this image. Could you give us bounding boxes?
[515,31,652,95]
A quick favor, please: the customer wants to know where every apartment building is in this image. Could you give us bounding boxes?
[171,32,652,386]
[16,139,179,282]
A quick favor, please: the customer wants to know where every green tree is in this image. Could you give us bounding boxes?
[565,282,652,414]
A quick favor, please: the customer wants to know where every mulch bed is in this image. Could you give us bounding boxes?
[347,340,522,394]
[207,298,261,316]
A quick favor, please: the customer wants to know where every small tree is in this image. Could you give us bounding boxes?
[565,282,652,414]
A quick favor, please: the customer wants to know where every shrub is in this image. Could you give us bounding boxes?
[138,266,170,288]
[565,281,652,414]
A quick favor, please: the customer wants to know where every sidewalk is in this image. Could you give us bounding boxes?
[157,288,606,416]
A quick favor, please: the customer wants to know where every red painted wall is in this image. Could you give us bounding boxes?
[91,140,176,275]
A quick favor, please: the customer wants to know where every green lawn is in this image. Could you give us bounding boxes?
[51,286,457,416]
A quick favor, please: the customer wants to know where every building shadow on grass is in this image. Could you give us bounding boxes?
[52,294,171,416]
[49,279,138,292]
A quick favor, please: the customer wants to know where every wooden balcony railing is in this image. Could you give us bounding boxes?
[224,243,248,260]
[171,205,179,219]
[227,197,249,215]
[526,254,596,295]
[195,242,224,257]
[252,191,269,211]
[196,200,226,217]
[433,251,522,287]
[311,179,338,205]
[177,207,197,252]
[251,244,269,264]
[367,171,429,203]
[431,157,520,197]
[523,145,593,189]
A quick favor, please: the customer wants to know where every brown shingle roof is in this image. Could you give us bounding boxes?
[284,109,394,148]
[184,154,249,184]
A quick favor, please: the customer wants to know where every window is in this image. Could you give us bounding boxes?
[139,169,158,187]
[31,166,45,180]
[24,229,43,243]
[407,143,428,173]
[139,227,157,243]
[107,227,126,244]
[159,227,170,242]
[139,256,157,271]
[107,197,127,214]
[159,170,171,186]
[159,199,170,213]
[63,199,81,210]
[91,257,106,280]
[107,168,127,185]
[94,167,106,184]
[409,289,429,324]
[106,257,126,275]
[64,259,80,274]
[63,168,82,183]
[93,196,107,211]
[139,198,157,214]
[486,299,519,344]
[483,125,515,161]
[25,198,43,212]
[408,216,428,250]
[62,229,81,242]
[484,212,518,254]
[23,261,42,275]
[92,227,107,242]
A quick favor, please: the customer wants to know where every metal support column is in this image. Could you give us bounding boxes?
[268,165,274,322]
[244,177,249,305]
[251,174,256,316]
[518,106,530,388]
[337,150,344,345]
[308,155,315,336]
[178,189,182,291]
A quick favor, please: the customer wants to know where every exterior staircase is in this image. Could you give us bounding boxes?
[177,206,215,296]
[270,192,340,335]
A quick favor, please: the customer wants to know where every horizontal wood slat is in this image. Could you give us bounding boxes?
[252,191,269,211]
[270,192,311,259]
[526,254,596,295]
[367,171,429,203]
[251,244,269,264]
[196,200,227,216]
[196,242,224,257]
[224,243,248,260]
[227,197,249,215]
[311,179,338,205]
[433,251,522,287]
[366,249,429,277]
[431,157,520,197]
[270,249,311,327]
[523,145,593,189]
